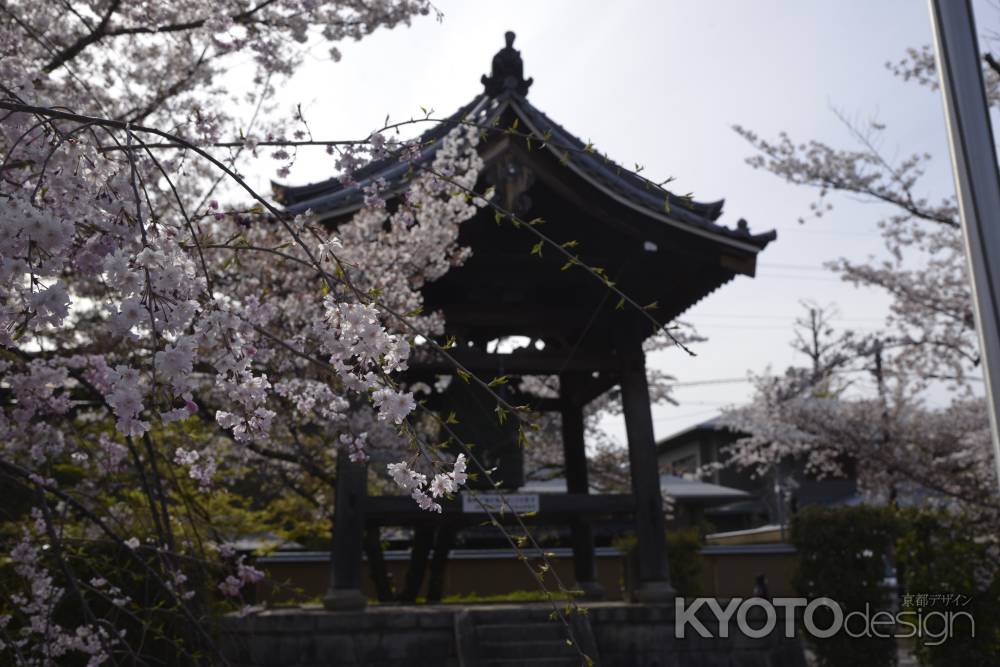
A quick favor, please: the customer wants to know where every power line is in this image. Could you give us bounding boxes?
[757,262,835,271]
[664,377,751,387]
[752,274,845,283]
[686,312,885,322]
[653,407,725,423]
[690,323,882,332]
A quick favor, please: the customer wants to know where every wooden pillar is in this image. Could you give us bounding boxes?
[399,527,434,602]
[560,376,604,600]
[324,455,367,610]
[363,526,394,602]
[426,524,457,603]
[614,322,675,602]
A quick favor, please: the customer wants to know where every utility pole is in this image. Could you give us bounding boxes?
[928,0,1000,496]
[869,338,897,505]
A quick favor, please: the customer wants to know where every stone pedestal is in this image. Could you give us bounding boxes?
[577,579,606,601]
[322,587,367,611]
[634,580,676,604]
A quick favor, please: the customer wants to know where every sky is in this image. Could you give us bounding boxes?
[236,1,996,446]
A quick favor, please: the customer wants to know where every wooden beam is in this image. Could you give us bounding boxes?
[408,348,618,374]
[564,371,619,407]
[528,397,567,412]
[363,493,634,522]
[432,305,604,329]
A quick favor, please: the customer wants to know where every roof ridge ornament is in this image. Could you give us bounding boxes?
[481,31,533,97]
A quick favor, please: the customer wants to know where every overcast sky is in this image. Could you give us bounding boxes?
[238,1,996,446]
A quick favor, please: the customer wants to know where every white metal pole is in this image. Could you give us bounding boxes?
[928,0,1000,496]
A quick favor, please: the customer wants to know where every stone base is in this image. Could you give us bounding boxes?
[633,580,676,603]
[576,579,606,601]
[322,587,367,611]
[220,602,808,667]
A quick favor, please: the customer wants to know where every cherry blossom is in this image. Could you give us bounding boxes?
[726,40,1000,532]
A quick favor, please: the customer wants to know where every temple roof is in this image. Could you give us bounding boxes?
[272,34,775,254]
[273,33,776,353]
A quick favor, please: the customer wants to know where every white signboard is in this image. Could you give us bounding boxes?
[461,493,540,514]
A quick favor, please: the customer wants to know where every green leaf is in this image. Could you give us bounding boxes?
[457,368,472,383]
[488,375,511,387]
[530,241,543,257]
[615,297,625,310]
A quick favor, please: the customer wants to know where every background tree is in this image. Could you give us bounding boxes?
[0,2,492,663]
[722,34,1000,529]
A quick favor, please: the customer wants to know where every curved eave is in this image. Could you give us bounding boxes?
[506,95,774,255]
[509,96,726,224]
[272,91,776,257]
[273,94,496,213]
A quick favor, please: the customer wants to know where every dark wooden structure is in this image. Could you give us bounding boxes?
[275,32,775,609]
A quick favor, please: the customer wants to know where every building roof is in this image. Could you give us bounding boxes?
[657,415,747,455]
[273,34,775,256]
[274,33,777,349]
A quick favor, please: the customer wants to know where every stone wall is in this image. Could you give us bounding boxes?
[220,602,807,667]
[253,544,799,604]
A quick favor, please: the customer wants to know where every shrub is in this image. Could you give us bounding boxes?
[615,528,704,598]
[894,510,1000,666]
[666,527,704,597]
[791,505,898,667]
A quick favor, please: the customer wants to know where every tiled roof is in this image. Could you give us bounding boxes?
[273,90,775,253]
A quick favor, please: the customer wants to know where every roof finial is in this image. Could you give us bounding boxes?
[481,31,533,97]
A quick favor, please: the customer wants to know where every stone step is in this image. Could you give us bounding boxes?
[479,639,579,660]
[481,658,583,667]
[465,608,560,625]
[475,622,567,642]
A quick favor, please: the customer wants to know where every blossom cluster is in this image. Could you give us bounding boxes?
[5,520,115,666]
[387,454,468,513]
[0,0,489,662]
